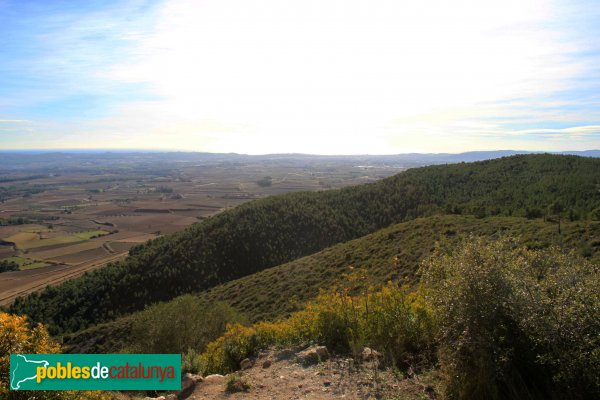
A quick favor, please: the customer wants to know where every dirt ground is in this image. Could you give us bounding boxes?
[126,347,438,400]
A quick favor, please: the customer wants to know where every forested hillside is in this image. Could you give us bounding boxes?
[10,154,600,333]
[63,215,600,354]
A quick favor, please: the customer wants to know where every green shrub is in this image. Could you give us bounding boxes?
[181,348,206,374]
[127,295,247,354]
[225,374,251,393]
[0,260,19,273]
[592,206,600,221]
[256,176,272,187]
[509,247,600,397]
[421,238,525,399]
[421,237,600,400]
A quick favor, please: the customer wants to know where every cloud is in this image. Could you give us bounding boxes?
[506,125,600,136]
[1,0,600,153]
[0,0,160,113]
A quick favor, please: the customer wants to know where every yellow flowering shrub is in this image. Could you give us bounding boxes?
[0,312,110,400]
[199,282,435,374]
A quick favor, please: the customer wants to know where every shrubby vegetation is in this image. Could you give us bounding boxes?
[4,155,599,399]
[63,215,600,354]
[126,295,246,355]
[0,214,58,226]
[0,312,108,400]
[0,260,19,273]
[256,176,272,187]
[0,185,46,202]
[421,238,600,400]
[11,155,600,334]
[0,174,48,183]
[195,239,599,399]
[155,185,173,193]
[198,279,435,375]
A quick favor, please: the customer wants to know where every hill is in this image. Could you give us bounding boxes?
[10,154,600,334]
[63,214,600,354]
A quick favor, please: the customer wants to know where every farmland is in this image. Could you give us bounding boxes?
[0,152,406,304]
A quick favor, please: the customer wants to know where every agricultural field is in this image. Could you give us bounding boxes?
[0,152,405,304]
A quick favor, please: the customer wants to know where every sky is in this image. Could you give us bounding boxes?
[0,0,599,154]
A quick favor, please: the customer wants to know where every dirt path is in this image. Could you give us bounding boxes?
[0,252,127,305]
[142,348,438,400]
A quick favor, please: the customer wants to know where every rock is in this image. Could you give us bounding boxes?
[323,381,332,387]
[262,359,272,368]
[177,373,203,399]
[297,345,329,365]
[165,395,177,400]
[240,358,253,370]
[361,347,382,361]
[143,397,165,400]
[275,349,296,361]
[204,374,225,383]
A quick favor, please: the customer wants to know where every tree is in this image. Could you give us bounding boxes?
[548,200,565,233]
[592,206,600,221]
[256,176,273,187]
[0,260,19,273]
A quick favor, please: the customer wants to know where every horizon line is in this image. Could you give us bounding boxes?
[0,149,599,157]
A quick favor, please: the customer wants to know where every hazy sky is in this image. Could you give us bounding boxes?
[1,0,599,154]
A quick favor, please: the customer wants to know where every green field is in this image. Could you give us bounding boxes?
[3,255,50,270]
[5,230,109,250]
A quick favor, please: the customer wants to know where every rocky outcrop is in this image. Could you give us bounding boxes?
[297,345,329,366]
[240,358,254,370]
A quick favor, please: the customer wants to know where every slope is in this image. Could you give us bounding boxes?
[10,154,600,334]
[63,214,600,353]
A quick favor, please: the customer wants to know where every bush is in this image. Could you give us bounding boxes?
[525,207,543,219]
[256,176,272,187]
[307,282,435,369]
[199,281,435,375]
[421,238,524,399]
[201,323,263,374]
[156,186,173,193]
[225,374,250,393]
[420,237,600,400]
[0,260,19,273]
[510,247,600,397]
[181,348,205,374]
[127,295,247,355]
[0,312,108,400]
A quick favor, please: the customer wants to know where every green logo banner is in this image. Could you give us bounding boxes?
[10,354,181,391]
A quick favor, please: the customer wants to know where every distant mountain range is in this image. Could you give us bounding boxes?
[1,149,599,171]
